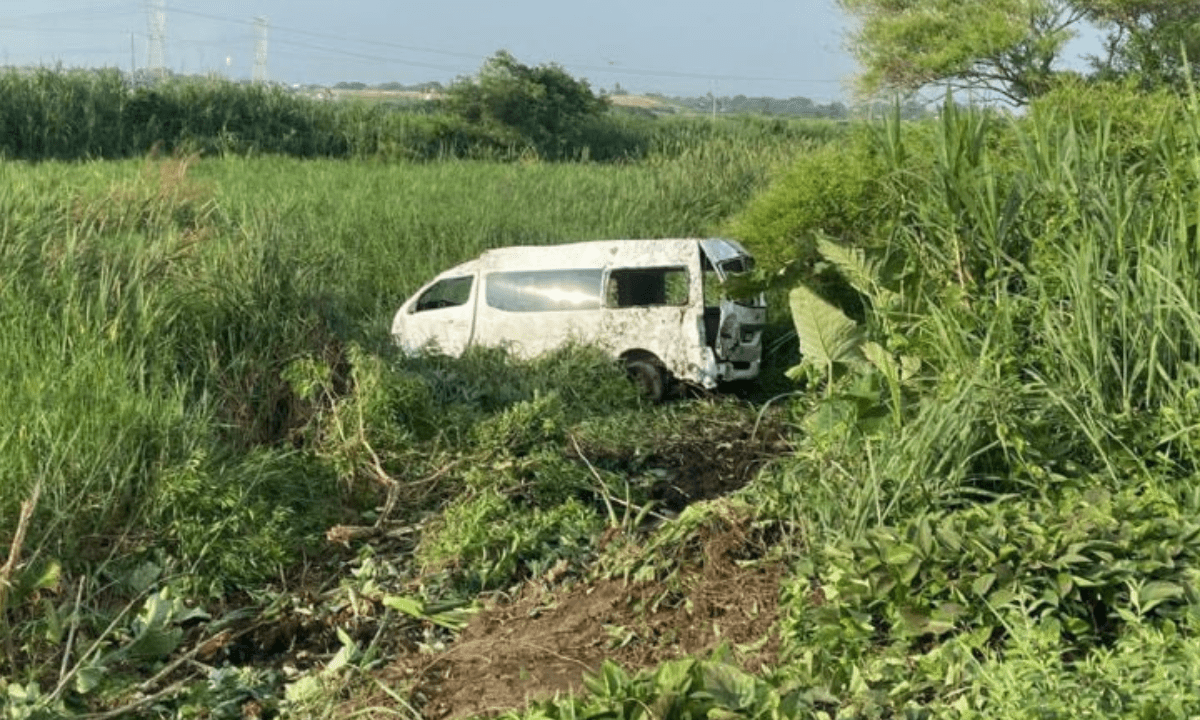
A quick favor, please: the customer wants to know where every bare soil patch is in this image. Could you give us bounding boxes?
[371,522,782,719]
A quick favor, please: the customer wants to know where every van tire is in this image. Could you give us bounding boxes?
[625,358,666,402]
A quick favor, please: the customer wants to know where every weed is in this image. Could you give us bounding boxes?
[415,490,600,592]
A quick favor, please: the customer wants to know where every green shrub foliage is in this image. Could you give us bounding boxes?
[780,485,1200,710]
[442,50,611,159]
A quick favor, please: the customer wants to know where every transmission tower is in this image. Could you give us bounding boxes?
[253,16,269,83]
[147,0,167,78]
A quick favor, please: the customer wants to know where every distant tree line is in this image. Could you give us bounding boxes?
[331,81,932,120]
[645,93,932,119]
[0,57,846,163]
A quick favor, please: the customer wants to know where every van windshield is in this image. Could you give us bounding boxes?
[413,275,473,312]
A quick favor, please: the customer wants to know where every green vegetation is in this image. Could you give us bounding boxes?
[839,0,1200,103]
[440,50,611,159]
[481,78,1200,719]
[0,64,841,163]
[729,81,1200,717]
[7,65,1200,720]
[0,108,808,716]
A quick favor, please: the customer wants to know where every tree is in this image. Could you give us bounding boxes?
[442,51,609,152]
[839,0,1200,104]
[1085,1,1200,91]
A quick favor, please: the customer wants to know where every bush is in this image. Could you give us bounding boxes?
[416,489,599,591]
[151,449,338,593]
[725,134,887,274]
[442,50,611,159]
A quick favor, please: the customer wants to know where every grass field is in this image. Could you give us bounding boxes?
[0,123,815,717]
[7,74,1200,720]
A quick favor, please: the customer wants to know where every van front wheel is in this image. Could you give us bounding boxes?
[625,358,666,402]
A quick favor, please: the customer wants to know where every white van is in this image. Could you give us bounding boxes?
[390,238,766,399]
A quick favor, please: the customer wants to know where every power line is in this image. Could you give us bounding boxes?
[561,62,845,86]
[268,36,472,74]
[165,6,483,61]
[0,4,142,25]
[159,6,832,87]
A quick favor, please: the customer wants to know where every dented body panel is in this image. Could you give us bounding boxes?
[391,238,765,388]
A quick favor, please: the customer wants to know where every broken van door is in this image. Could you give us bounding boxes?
[600,264,697,368]
[593,240,708,384]
[398,272,477,355]
[700,241,766,377]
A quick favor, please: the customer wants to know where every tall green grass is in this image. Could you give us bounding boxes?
[737,89,1200,536]
[0,127,800,587]
[191,147,806,326]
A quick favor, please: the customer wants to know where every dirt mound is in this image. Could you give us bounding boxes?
[372,524,782,719]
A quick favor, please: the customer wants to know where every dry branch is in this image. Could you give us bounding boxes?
[0,478,43,615]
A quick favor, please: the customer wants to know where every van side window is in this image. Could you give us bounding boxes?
[486,269,603,312]
[608,267,688,308]
[413,276,473,313]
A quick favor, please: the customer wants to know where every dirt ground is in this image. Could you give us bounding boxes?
[368,526,782,719]
[337,407,791,718]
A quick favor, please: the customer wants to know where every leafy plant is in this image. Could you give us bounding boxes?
[151,449,337,593]
[509,649,795,720]
[416,490,599,592]
[778,484,1200,714]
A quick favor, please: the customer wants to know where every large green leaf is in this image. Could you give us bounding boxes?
[788,283,865,381]
[816,235,893,305]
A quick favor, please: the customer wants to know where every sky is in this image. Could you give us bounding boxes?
[0,0,861,100]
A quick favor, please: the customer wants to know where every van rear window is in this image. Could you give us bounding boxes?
[485,269,603,312]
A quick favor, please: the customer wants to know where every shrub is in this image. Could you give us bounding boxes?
[442,50,611,159]
[416,489,599,591]
[725,134,887,274]
[151,449,338,593]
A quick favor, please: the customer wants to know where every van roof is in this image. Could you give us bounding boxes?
[475,238,749,270]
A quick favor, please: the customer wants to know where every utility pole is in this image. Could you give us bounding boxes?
[253,16,268,83]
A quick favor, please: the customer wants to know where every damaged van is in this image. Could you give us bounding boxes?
[390,238,766,399]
